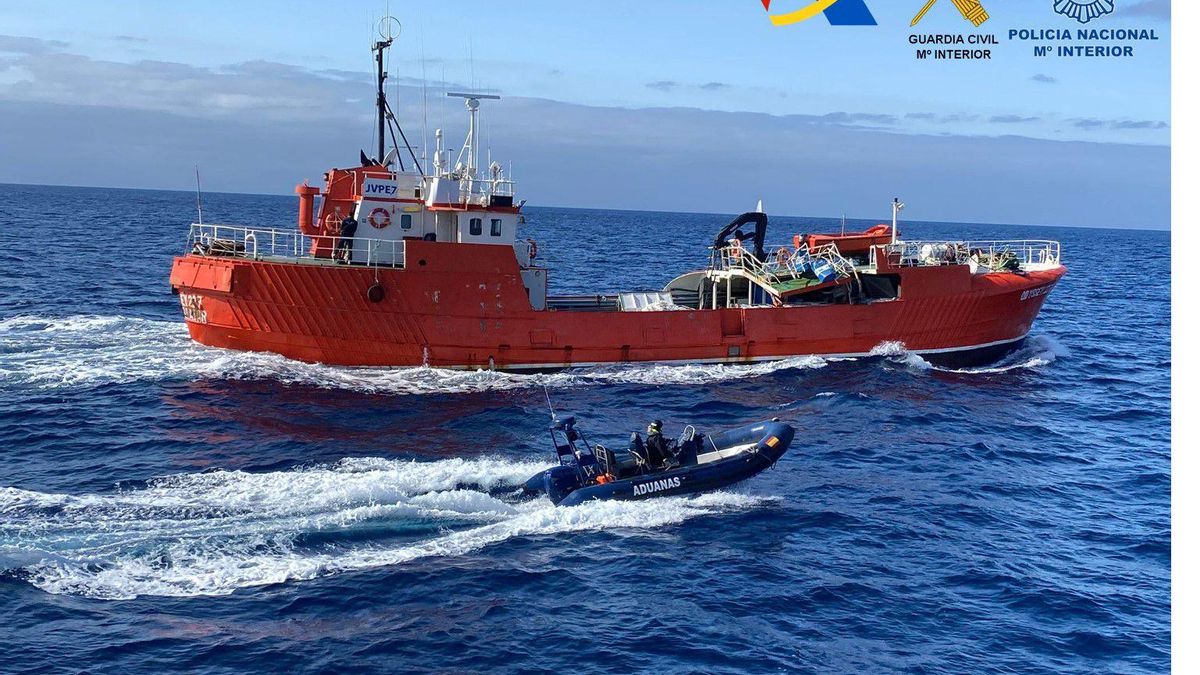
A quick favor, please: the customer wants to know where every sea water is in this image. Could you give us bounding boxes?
[0,184,1170,673]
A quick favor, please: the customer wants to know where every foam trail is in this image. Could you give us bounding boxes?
[869,341,933,371]
[0,457,770,599]
[868,336,1066,374]
[0,314,826,394]
[1,314,1060,393]
[941,335,1069,374]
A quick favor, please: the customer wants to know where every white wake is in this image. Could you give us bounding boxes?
[0,314,827,393]
[0,456,771,599]
[870,336,1069,374]
[0,314,1061,395]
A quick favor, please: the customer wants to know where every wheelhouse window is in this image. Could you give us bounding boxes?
[400,214,412,230]
[469,217,483,235]
[490,218,502,237]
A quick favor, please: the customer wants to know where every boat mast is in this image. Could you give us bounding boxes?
[891,197,904,244]
[367,16,425,174]
[373,35,392,164]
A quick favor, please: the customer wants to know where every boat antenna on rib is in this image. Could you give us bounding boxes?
[543,385,558,422]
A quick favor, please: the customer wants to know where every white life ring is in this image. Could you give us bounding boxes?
[368,207,391,229]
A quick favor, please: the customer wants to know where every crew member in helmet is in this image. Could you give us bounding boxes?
[645,420,673,470]
[338,214,358,263]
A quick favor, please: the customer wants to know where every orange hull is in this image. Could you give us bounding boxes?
[170,240,1065,370]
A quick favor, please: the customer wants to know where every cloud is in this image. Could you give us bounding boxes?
[0,34,69,55]
[903,112,980,124]
[647,79,732,93]
[911,112,1164,133]
[112,35,149,44]
[991,115,1040,124]
[645,80,679,92]
[0,38,1170,229]
[0,45,479,124]
[1,96,1169,230]
[1,42,1166,145]
[1071,117,1169,131]
[816,111,896,125]
[1030,74,1058,84]
[1119,0,1171,19]
[1111,119,1170,130]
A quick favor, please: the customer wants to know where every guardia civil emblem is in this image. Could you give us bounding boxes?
[1053,0,1115,24]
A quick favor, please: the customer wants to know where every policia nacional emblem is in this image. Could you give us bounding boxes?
[1053,0,1115,24]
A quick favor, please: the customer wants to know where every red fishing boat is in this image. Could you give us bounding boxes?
[169,29,1065,371]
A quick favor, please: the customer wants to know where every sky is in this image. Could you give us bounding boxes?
[0,0,1172,228]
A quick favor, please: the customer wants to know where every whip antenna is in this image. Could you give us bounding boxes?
[194,165,204,225]
[543,386,557,421]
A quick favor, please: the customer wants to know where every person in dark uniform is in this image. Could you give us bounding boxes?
[338,215,358,263]
[645,420,672,470]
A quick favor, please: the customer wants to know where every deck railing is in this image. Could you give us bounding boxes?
[186,223,407,268]
[710,242,854,284]
[458,177,516,205]
[874,240,1061,271]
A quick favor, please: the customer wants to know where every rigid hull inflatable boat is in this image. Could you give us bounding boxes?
[523,416,795,507]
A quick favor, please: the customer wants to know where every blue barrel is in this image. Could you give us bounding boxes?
[811,259,837,282]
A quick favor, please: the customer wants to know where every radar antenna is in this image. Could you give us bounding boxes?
[447,91,500,184]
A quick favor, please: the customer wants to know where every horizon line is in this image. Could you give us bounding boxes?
[0,180,1171,233]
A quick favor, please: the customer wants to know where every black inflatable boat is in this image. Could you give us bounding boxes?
[523,416,794,507]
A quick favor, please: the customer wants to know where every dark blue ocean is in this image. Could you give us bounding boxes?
[0,183,1170,673]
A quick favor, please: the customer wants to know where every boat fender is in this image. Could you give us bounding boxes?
[528,239,538,260]
[366,282,385,303]
[368,207,391,229]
